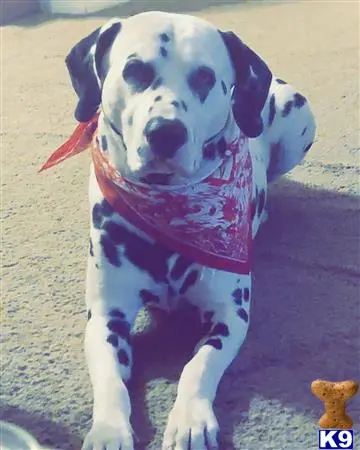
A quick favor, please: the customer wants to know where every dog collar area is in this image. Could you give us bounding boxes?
[203,111,232,148]
[91,127,253,275]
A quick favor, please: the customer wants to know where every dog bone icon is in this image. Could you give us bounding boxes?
[311,379,359,429]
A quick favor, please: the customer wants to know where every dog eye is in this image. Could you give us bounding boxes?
[188,66,216,103]
[190,66,215,88]
[122,59,155,92]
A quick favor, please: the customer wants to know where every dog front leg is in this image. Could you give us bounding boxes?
[163,275,251,450]
[82,313,134,450]
[82,256,142,450]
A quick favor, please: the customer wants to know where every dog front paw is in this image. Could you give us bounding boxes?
[82,421,134,450]
[162,398,219,450]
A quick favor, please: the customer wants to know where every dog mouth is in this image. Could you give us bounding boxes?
[140,173,173,185]
[101,112,174,186]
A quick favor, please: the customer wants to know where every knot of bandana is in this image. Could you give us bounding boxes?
[40,114,253,275]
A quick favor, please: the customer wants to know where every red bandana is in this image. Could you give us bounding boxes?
[41,114,253,275]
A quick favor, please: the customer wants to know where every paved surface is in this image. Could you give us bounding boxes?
[1,1,359,449]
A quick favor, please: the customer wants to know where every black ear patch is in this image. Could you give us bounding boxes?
[65,21,121,122]
[219,31,272,138]
[95,21,122,81]
[65,27,101,122]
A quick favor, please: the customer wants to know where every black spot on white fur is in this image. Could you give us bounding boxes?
[100,233,121,267]
[107,333,118,347]
[221,80,227,94]
[244,288,250,301]
[282,100,293,117]
[92,204,103,229]
[109,308,125,319]
[188,66,216,103]
[170,255,194,280]
[107,317,131,343]
[304,142,312,153]
[268,94,276,126]
[181,101,188,112]
[281,91,306,116]
[92,200,173,276]
[160,46,168,57]
[123,59,156,93]
[89,237,94,256]
[92,200,113,229]
[232,288,242,305]
[293,93,307,108]
[103,220,173,282]
[237,308,248,323]
[160,33,170,42]
[204,338,222,350]
[179,270,199,294]
[209,323,229,337]
[140,289,161,304]
[276,78,287,85]
[117,349,130,366]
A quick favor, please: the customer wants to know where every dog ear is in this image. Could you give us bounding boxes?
[65,20,121,122]
[219,31,272,138]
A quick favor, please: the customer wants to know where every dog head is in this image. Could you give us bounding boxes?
[66,12,272,185]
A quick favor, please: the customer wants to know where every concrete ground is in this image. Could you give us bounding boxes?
[1,1,359,449]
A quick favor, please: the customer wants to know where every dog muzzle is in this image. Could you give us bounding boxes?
[40,113,253,275]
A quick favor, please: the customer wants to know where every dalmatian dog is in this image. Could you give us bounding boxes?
[64,11,316,450]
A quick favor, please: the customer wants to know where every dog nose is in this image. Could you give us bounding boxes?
[144,117,188,159]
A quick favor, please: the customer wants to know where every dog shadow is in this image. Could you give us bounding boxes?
[0,405,82,449]
[128,176,360,449]
[128,304,203,448]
